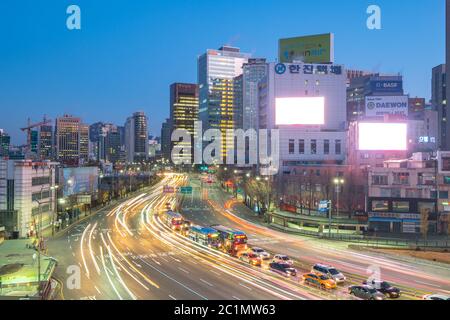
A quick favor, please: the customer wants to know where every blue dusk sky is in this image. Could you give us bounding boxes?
[0,0,445,144]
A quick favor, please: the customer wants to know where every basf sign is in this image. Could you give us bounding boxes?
[368,80,403,94]
[365,96,408,117]
[279,33,334,64]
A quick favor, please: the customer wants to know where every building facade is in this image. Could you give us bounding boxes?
[169,83,199,163]
[0,129,11,157]
[259,62,347,173]
[55,115,89,166]
[432,64,448,150]
[0,160,58,238]
[125,112,149,163]
[198,46,251,157]
[368,153,450,235]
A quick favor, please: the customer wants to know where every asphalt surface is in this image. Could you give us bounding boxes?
[47,173,450,300]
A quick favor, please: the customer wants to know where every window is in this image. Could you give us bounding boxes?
[324,140,330,155]
[311,140,317,154]
[393,201,409,212]
[418,202,435,213]
[289,139,295,154]
[299,139,305,154]
[391,188,401,197]
[372,200,388,212]
[372,175,388,185]
[393,172,409,185]
[418,173,435,185]
[335,140,342,155]
[32,176,50,186]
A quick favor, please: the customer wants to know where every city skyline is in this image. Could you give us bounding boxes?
[0,0,445,144]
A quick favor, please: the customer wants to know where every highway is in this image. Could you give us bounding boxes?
[47,173,450,300]
[182,174,450,299]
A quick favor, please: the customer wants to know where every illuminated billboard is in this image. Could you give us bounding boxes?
[276,97,325,125]
[365,96,408,117]
[358,123,407,151]
[63,167,99,197]
[279,33,334,64]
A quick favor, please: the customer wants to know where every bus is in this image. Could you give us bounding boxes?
[210,225,248,256]
[188,225,220,248]
[161,210,184,231]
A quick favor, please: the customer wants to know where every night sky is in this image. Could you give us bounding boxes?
[0,0,445,144]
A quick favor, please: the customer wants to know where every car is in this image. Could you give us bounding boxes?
[348,285,386,300]
[272,254,294,266]
[250,247,271,260]
[302,273,337,290]
[363,280,401,298]
[312,264,346,284]
[423,294,450,300]
[239,252,262,266]
[269,262,297,277]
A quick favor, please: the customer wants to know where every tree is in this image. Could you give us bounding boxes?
[420,208,430,240]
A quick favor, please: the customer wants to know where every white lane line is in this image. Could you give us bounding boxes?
[415,280,442,288]
[94,286,102,294]
[239,283,252,291]
[139,258,208,300]
[178,267,190,274]
[169,295,177,300]
[210,269,221,276]
[200,278,214,287]
[232,296,241,300]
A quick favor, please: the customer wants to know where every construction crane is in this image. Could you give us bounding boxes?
[21,116,52,156]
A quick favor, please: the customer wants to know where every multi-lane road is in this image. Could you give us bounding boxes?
[48,173,450,300]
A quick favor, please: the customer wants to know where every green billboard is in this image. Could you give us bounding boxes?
[279,33,334,64]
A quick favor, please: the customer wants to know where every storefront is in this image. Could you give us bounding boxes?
[368,212,421,234]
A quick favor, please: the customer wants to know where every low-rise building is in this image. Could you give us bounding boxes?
[368,153,450,235]
[0,160,58,238]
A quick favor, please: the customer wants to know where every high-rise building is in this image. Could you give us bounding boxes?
[98,124,123,164]
[0,129,11,157]
[198,46,251,158]
[38,124,53,160]
[447,0,450,149]
[79,124,89,164]
[259,61,347,173]
[241,58,268,130]
[161,119,172,161]
[55,115,89,166]
[432,64,447,150]
[169,83,199,163]
[125,112,149,163]
[347,73,404,121]
[30,130,38,154]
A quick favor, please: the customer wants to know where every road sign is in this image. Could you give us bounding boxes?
[318,200,331,213]
[163,185,175,194]
[180,186,193,195]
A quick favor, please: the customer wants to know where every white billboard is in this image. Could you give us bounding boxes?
[358,123,407,151]
[365,96,408,117]
[275,97,325,125]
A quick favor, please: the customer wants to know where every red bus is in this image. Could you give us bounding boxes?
[211,225,248,256]
[161,211,184,231]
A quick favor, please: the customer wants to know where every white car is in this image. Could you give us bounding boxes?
[423,294,450,300]
[250,247,271,260]
[272,254,294,266]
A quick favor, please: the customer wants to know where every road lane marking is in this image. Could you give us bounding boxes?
[200,278,214,287]
[239,283,252,291]
[178,267,190,274]
[94,286,101,294]
[169,295,177,300]
[232,296,241,300]
[414,280,442,288]
[210,270,221,276]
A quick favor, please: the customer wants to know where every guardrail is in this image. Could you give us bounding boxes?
[269,224,450,249]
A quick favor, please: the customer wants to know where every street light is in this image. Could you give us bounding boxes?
[50,185,59,236]
[331,178,345,237]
